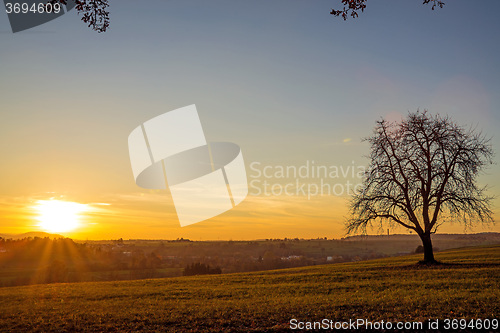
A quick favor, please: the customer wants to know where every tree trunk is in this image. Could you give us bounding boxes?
[418,232,436,264]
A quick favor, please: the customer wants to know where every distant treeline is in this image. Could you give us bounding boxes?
[183,263,221,276]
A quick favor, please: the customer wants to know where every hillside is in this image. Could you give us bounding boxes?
[2,233,500,288]
[0,231,64,240]
[0,245,498,332]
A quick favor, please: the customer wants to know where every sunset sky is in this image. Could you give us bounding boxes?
[1,0,499,240]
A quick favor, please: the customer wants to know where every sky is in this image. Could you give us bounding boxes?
[0,0,499,240]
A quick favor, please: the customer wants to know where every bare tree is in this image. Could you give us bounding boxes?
[48,0,109,33]
[348,111,494,263]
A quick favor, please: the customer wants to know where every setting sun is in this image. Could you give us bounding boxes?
[34,200,88,233]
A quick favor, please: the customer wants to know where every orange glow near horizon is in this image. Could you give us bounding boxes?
[0,192,495,240]
[34,200,89,233]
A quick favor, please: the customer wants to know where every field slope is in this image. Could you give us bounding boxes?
[0,245,499,332]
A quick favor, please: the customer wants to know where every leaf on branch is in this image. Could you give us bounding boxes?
[48,0,110,33]
[423,0,445,11]
[331,0,445,20]
[330,0,367,21]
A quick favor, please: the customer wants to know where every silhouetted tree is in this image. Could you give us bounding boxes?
[348,111,493,263]
[49,0,446,33]
[48,0,109,32]
[183,263,221,276]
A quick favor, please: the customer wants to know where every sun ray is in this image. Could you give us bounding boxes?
[62,238,91,283]
[29,238,53,285]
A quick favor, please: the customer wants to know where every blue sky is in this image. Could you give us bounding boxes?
[0,0,499,239]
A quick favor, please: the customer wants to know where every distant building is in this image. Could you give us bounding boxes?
[281,255,301,261]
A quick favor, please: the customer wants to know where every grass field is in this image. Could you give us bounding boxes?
[0,245,498,332]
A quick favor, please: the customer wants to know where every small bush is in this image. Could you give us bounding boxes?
[415,245,424,254]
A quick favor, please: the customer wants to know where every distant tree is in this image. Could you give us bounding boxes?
[148,252,162,269]
[331,0,445,20]
[262,250,277,262]
[348,111,493,263]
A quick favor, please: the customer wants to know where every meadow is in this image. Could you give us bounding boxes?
[0,245,498,332]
